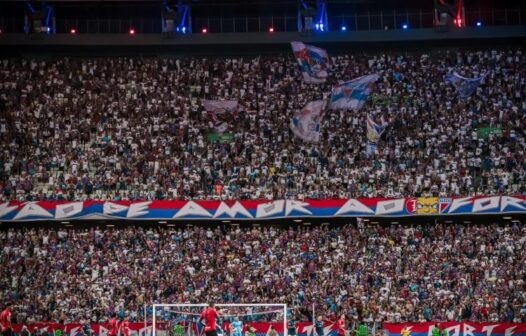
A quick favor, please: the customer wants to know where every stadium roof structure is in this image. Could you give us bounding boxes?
[3,0,523,3]
[3,0,523,7]
[1,26,525,55]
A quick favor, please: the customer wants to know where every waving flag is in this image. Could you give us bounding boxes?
[202,100,240,133]
[366,115,385,143]
[191,322,204,336]
[291,41,330,84]
[365,114,386,157]
[330,74,378,110]
[445,70,485,98]
[290,101,326,143]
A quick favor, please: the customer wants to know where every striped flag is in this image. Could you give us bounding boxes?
[330,74,378,110]
[290,101,326,143]
[202,100,240,133]
[291,41,330,84]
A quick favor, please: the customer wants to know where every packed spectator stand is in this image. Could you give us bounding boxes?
[0,49,525,202]
[0,223,525,324]
[1,46,526,328]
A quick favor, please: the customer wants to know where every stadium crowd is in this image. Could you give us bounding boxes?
[0,223,525,324]
[0,49,525,201]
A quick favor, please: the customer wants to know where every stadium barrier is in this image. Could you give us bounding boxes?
[9,322,284,336]
[1,196,526,222]
[10,323,151,336]
[383,322,526,336]
[8,322,526,336]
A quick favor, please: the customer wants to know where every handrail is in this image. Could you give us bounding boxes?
[0,8,523,34]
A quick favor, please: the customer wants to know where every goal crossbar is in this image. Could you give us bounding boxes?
[152,303,288,336]
[153,304,287,307]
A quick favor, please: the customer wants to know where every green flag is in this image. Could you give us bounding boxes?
[207,132,234,143]
[477,127,502,140]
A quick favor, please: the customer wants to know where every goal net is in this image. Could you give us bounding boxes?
[152,304,288,336]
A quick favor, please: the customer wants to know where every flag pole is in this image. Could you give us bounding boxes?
[312,303,315,336]
[144,306,147,335]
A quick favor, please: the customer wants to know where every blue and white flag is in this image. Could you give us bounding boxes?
[445,70,485,98]
[330,74,379,110]
[365,114,386,157]
[291,41,330,84]
[365,143,378,157]
[366,114,385,143]
[290,101,326,143]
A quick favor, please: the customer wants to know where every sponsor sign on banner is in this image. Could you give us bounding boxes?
[384,322,526,336]
[1,196,526,222]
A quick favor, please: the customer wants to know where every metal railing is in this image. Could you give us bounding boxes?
[0,7,523,34]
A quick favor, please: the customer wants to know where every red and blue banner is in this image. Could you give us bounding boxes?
[8,322,526,336]
[384,323,526,336]
[9,323,151,336]
[9,322,293,336]
[1,196,525,222]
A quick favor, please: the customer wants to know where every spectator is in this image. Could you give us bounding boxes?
[21,326,30,336]
[0,49,524,202]
[0,223,524,324]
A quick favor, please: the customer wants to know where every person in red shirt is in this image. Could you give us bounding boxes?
[222,320,231,336]
[480,305,489,319]
[0,303,12,336]
[119,316,130,336]
[334,315,346,336]
[108,313,119,336]
[200,303,221,336]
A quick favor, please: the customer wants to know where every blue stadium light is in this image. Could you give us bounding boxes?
[341,26,347,31]
[319,23,324,31]
[402,24,409,30]
[26,2,36,14]
[476,21,482,27]
[181,26,186,33]
[45,6,53,33]
[315,23,320,30]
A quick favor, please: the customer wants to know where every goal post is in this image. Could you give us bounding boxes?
[152,303,288,336]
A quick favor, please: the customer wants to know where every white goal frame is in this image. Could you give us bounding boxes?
[152,303,288,336]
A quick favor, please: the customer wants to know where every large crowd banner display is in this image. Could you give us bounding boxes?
[9,322,289,336]
[384,322,526,336]
[8,322,526,336]
[1,196,525,222]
